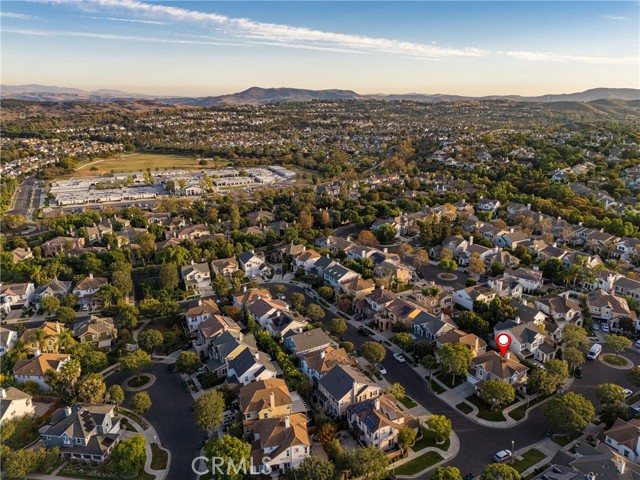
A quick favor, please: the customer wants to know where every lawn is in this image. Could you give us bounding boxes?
[427,378,446,394]
[76,152,208,176]
[511,449,546,473]
[436,372,464,389]
[412,427,451,452]
[552,431,581,446]
[127,374,151,388]
[508,394,553,421]
[391,451,444,476]
[465,394,507,422]
[398,396,418,409]
[456,402,474,414]
[150,443,168,470]
[602,354,628,366]
[121,410,150,430]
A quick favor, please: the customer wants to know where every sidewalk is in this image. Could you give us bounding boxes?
[392,429,461,479]
[120,407,171,480]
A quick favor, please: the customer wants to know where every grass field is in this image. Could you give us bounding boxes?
[76,153,214,175]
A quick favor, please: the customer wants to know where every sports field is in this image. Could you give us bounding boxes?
[76,153,210,175]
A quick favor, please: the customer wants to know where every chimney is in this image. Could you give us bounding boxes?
[578,221,583,227]
[527,203,531,211]
[346,235,351,242]
[198,299,202,306]
[532,265,539,271]
[509,227,514,234]
[284,416,290,428]
[34,349,41,358]
[469,235,474,245]
[383,247,388,254]
[514,316,521,324]
[242,286,247,293]
[269,391,275,409]
[616,458,626,474]
[320,349,326,359]
[0,388,5,399]
[374,397,380,410]
[352,381,358,403]
[89,272,93,279]
[553,242,557,248]
[64,406,72,417]
[504,352,510,360]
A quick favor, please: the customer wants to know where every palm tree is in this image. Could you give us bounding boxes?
[56,328,76,352]
[33,329,48,353]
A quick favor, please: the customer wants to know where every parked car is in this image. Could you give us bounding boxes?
[633,339,640,349]
[601,323,610,333]
[358,327,371,336]
[375,363,387,375]
[574,366,583,378]
[168,363,178,373]
[624,388,633,399]
[276,293,286,300]
[393,353,406,363]
[592,323,599,331]
[493,450,513,463]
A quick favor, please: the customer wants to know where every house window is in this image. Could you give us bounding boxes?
[76,438,82,444]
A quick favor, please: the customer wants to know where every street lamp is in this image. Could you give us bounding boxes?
[511,440,515,463]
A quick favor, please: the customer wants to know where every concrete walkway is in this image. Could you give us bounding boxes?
[133,319,150,342]
[392,429,461,479]
[120,407,171,480]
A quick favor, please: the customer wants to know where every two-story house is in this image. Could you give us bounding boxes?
[0,326,18,356]
[0,283,35,313]
[510,268,544,292]
[411,312,456,341]
[292,249,321,272]
[604,418,640,463]
[13,352,72,391]
[72,316,117,349]
[181,262,212,295]
[436,329,487,357]
[211,258,240,278]
[453,285,496,311]
[283,328,334,357]
[587,290,638,331]
[316,364,381,418]
[300,346,357,386]
[495,320,556,363]
[185,299,222,333]
[249,414,310,474]
[42,403,122,463]
[20,321,67,355]
[32,278,72,310]
[73,274,108,311]
[238,251,266,276]
[0,387,35,425]
[227,347,277,386]
[42,237,85,257]
[239,378,292,434]
[467,351,529,395]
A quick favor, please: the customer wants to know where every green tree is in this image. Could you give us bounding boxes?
[480,463,520,480]
[138,329,164,353]
[97,284,124,307]
[41,296,60,317]
[629,366,640,387]
[432,466,463,480]
[386,382,405,400]
[287,456,335,480]
[317,286,335,302]
[349,446,390,480]
[75,373,106,404]
[596,383,626,406]
[397,426,417,454]
[55,306,76,323]
[479,379,515,411]
[562,324,589,352]
[213,275,231,298]
[438,258,458,272]
[111,263,133,296]
[205,435,251,480]
[426,415,452,443]
[131,391,152,415]
[545,359,569,390]
[375,224,397,244]
[111,434,146,477]
[107,384,125,409]
[176,351,202,374]
[605,334,632,357]
[527,369,556,396]
[290,292,305,312]
[194,390,225,432]
[72,343,109,373]
[306,303,325,322]
[394,332,414,353]
[544,392,595,434]
[361,341,386,365]
[329,317,347,336]
[563,346,585,373]
[120,349,152,381]
[158,262,179,291]
[439,343,473,384]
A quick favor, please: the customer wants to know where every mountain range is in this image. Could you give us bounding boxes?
[2,84,639,106]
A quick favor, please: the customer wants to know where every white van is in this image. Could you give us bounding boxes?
[587,343,602,360]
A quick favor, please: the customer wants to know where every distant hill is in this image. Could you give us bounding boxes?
[2,84,639,105]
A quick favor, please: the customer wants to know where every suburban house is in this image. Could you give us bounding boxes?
[10,247,33,263]
[233,287,271,308]
[193,314,241,357]
[488,275,524,299]
[322,262,359,290]
[33,278,72,309]
[72,274,108,311]
[408,286,454,316]
[20,321,67,355]
[494,320,556,363]
[211,258,240,278]
[359,287,398,318]
[0,282,35,313]
[614,238,640,262]
[509,268,544,292]
[535,293,583,329]
[454,285,496,310]
[238,251,266,276]
[477,198,501,215]
[42,237,85,257]
[185,299,222,333]
[342,277,376,301]
[347,394,419,451]
[301,346,357,385]
[468,351,529,394]
[411,312,456,340]
[587,290,638,331]
[292,249,322,272]
[0,327,18,356]
[165,224,210,241]
[181,262,212,295]
[316,364,382,418]
[227,346,278,386]
[13,352,72,390]
[315,235,353,253]
[239,378,292,433]
[0,387,36,425]
[436,329,487,357]
[249,414,310,474]
[72,316,118,349]
[613,276,640,301]
[42,403,122,463]
[603,418,640,463]
[494,229,530,248]
[283,328,334,356]
[206,331,249,376]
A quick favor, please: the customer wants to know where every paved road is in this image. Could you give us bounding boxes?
[10,178,36,216]
[106,363,202,480]
[420,263,470,290]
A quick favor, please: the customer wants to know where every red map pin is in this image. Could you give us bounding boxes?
[496,332,512,357]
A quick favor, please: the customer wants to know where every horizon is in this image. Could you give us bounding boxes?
[1,1,639,96]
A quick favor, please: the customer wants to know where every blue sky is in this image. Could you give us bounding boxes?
[1,1,638,96]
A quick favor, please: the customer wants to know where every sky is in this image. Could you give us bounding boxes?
[1,1,638,96]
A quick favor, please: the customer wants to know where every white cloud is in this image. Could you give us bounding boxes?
[603,15,627,21]
[1,12,39,20]
[81,15,166,25]
[501,50,638,65]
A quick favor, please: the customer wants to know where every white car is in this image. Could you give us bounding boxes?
[393,353,406,363]
[601,323,610,333]
[592,323,599,331]
[624,389,633,399]
[276,293,286,300]
[493,450,513,463]
[375,363,387,375]
[634,340,640,349]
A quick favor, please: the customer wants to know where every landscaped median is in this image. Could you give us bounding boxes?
[389,426,458,478]
[392,451,444,476]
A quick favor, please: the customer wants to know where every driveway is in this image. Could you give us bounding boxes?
[106,363,202,480]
